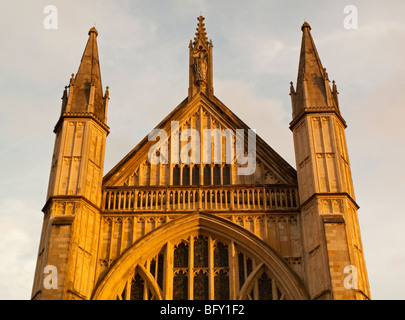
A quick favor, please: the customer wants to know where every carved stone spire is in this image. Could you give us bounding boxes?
[61,27,108,126]
[188,16,213,100]
[291,22,341,126]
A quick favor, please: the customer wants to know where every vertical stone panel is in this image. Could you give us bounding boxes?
[42,223,72,299]
[323,221,353,299]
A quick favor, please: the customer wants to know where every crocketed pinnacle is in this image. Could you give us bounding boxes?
[291,21,339,120]
[194,15,209,45]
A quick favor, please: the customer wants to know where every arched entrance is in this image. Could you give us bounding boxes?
[92,212,309,300]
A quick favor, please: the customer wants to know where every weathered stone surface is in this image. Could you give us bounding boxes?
[32,18,370,301]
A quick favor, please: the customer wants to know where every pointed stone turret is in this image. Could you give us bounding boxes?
[59,27,109,129]
[289,22,371,300]
[290,22,341,128]
[188,16,214,100]
[32,27,110,300]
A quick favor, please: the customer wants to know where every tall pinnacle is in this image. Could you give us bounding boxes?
[290,22,340,121]
[297,21,325,89]
[189,16,213,99]
[194,15,209,45]
[74,27,102,103]
[67,27,107,123]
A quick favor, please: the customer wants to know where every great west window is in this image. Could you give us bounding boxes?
[117,233,286,300]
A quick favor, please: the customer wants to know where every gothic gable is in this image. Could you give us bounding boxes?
[102,92,297,188]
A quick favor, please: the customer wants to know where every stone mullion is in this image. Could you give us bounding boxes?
[210,164,213,185]
[229,240,237,299]
[188,237,194,300]
[208,114,213,185]
[224,189,228,209]
[220,164,223,185]
[145,259,151,297]
[271,278,278,300]
[113,191,118,210]
[143,280,149,300]
[208,236,214,300]
[133,191,138,211]
[198,188,202,210]
[163,242,173,299]
[199,109,204,186]
[131,216,137,245]
[189,164,193,186]
[123,278,131,300]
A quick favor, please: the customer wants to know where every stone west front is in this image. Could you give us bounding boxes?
[32,17,370,300]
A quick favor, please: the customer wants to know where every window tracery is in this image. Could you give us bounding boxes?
[117,233,287,300]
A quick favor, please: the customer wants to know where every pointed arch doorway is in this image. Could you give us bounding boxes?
[92,212,309,300]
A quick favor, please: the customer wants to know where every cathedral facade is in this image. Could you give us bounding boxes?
[31,17,370,300]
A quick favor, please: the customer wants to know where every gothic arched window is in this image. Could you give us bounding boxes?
[117,233,288,300]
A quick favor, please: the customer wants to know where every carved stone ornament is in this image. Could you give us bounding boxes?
[194,51,207,82]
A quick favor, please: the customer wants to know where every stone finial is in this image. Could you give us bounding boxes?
[88,27,98,37]
[301,21,311,31]
[104,86,110,99]
[69,73,75,86]
[290,81,295,95]
[194,15,208,44]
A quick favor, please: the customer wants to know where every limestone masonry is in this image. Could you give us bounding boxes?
[32,17,370,300]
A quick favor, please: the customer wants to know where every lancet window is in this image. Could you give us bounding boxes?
[171,164,232,186]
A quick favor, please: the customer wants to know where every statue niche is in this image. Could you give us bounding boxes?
[194,50,208,83]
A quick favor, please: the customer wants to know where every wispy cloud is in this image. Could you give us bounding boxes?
[0,0,405,300]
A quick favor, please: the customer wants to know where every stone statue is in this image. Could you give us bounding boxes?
[194,51,207,82]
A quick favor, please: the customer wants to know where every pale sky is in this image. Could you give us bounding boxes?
[0,0,404,300]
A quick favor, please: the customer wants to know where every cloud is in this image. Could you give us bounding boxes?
[344,69,405,299]
[0,198,42,300]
